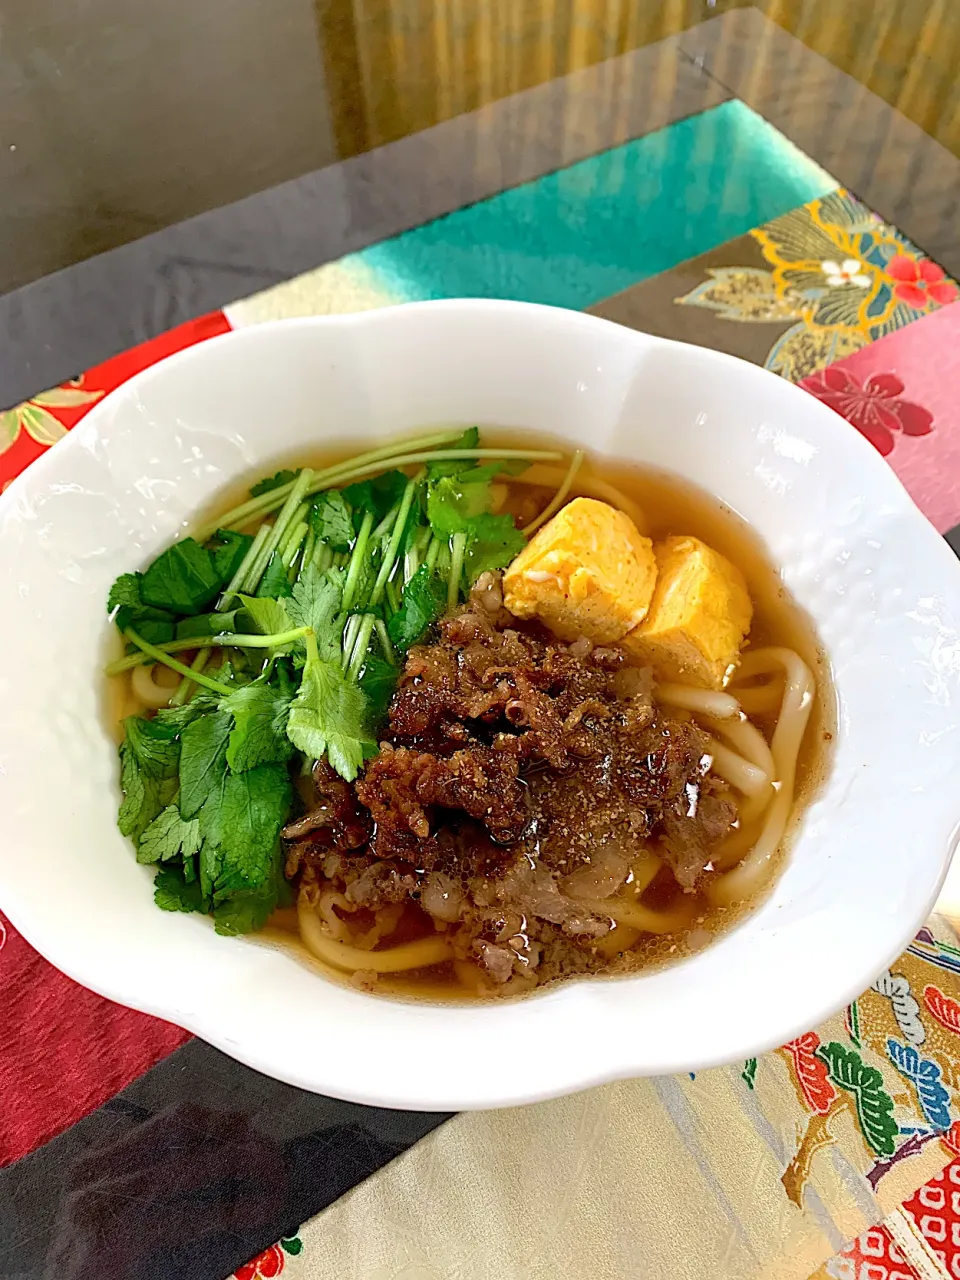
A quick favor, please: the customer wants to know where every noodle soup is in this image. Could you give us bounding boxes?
[105,431,832,1002]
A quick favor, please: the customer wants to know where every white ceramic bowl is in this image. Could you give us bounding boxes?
[2,301,960,1110]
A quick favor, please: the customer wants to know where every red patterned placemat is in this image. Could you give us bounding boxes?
[0,311,229,1166]
[801,302,960,535]
[815,1158,960,1278]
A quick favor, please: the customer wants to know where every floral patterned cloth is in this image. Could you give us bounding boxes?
[797,300,960,534]
[800,367,933,457]
[675,189,958,381]
[232,1237,304,1280]
[589,189,958,390]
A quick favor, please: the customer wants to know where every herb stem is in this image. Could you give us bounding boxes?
[374,618,396,665]
[370,476,419,606]
[219,523,271,608]
[281,520,308,568]
[304,628,320,668]
[207,449,564,535]
[196,430,467,539]
[405,527,429,583]
[448,532,467,612]
[170,648,211,706]
[373,503,401,538]
[197,521,276,704]
[300,530,316,576]
[304,451,560,507]
[106,627,312,674]
[341,510,374,613]
[523,449,585,537]
[341,614,362,669]
[347,614,377,680]
[123,630,235,695]
[384,577,400,616]
[425,536,441,573]
[242,468,315,593]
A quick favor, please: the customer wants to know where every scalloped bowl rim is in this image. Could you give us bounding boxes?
[1,300,959,1110]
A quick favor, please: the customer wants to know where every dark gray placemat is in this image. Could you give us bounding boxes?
[0,1038,451,1280]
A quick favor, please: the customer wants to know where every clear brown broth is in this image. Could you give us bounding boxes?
[110,430,835,1002]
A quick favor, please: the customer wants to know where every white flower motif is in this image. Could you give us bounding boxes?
[822,257,871,288]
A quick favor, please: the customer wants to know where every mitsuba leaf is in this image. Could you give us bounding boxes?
[175,610,238,640]
[154,865,205,913]
[287,564,344,661]
[310,491,354,551]
[214,660,250,688]
[426,473,492,536]
[197,773,227,850]
[238,594,295,648]
[463,512,526,583]
[273,658,298,700]
[213,849,287,935]
[120,615,175,644]
[154,695,219,733]
[343,470,407,527]
[208,529,253,584]
[387,564,444,651]
[109,572,176,642]
[359,654,397,728]
[216,763,292,891]
[137,805,203,865]
[107,573,143,611]
[424,427,479,477]
[213,885,278,935]
[287,648,370,780]
[140,538,223,614]
[221,682,294,772]
[118,716,180,843]
[256,552,293,599]
[250,468,301,497]
[198,834,221,902]
[178,710,232,819]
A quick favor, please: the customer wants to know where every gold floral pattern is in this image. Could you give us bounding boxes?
[0,379,103,456]
[676,190,958,382]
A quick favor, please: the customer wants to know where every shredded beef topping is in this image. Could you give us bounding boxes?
[356,744,526,861]
[286,580,738,992]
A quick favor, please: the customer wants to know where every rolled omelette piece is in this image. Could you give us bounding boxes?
[503,497,657,643]
[620,535,752,688]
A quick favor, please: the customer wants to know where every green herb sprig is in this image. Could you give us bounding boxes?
[105,429,570,931]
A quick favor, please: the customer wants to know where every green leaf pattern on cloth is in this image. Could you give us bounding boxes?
[815,1041,898,1156]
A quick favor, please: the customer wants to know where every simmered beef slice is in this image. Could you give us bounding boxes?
[659,786,737,890]
[386,595,647,768]
[282,761,372,877]
[356,744,527,863]
[529,717,710,879]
